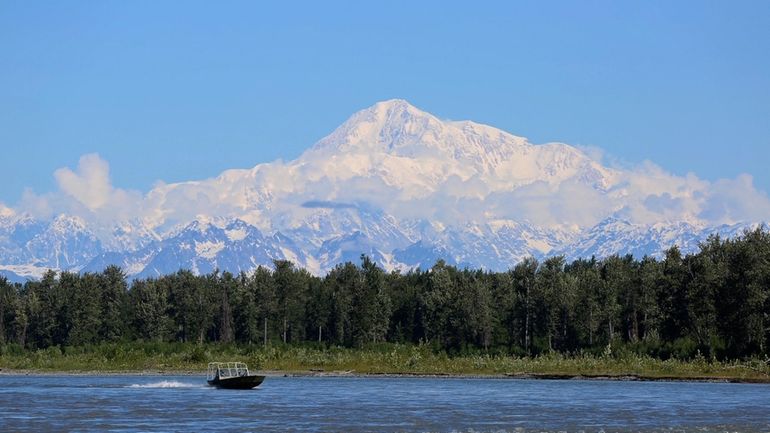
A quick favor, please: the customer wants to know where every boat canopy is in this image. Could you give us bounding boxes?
[207,362,250,381]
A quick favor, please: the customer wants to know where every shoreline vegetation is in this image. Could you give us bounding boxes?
[2,343,769,383]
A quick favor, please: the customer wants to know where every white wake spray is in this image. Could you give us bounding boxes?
[127,380,201,389]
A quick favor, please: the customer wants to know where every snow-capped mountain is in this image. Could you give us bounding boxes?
[0,214,102,277]
[80,219,309,280]
[0,100,765,281]
[552,217,759,262]
[308,99,616,192]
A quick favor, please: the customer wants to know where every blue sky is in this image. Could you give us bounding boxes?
[1,1,769,205]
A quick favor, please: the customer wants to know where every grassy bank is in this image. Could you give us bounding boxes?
[1,342,769,382]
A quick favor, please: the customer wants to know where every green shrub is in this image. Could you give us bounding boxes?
[670,337,698,360]
[184,345,209,363]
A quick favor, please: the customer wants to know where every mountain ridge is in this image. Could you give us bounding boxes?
[0,100,764,280]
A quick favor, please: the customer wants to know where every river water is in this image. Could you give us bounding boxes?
[0,375,768,432]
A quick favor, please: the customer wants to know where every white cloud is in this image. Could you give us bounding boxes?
[483,180,614,228]
[603,161,770,226]
[18,188,55,220]
[16,154,144,230]
[54,154,112,210]
[698,174,770,224]
[5,141,770,245]
[0,202,14,218]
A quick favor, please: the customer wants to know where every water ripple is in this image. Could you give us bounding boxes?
[1,376,769,432]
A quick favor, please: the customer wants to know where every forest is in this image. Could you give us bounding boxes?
[1,228,768,362]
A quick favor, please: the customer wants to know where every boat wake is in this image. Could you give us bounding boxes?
[127,380,201,389]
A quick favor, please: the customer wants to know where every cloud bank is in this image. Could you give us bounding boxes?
[16,154,143,227]
[8,149,769,242]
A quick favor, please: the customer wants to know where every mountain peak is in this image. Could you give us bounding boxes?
[310,99,441,154]
[368,99,428,118]
[295,99,614,198]
[51,214,88,231]
[307,99,530,164]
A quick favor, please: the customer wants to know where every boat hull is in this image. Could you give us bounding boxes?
[207,375,265,390]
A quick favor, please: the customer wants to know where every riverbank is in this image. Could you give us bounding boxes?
[2,342,769,383]
[2,368,769,383]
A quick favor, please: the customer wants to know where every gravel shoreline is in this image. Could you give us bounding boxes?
[1,368,768,383]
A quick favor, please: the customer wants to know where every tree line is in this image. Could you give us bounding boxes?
[1,228,769,360]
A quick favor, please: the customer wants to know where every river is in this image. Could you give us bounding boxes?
[1,375,768,432]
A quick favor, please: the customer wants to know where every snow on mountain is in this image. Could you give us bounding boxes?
[0,268,29,284]
[0,214,101,270]
[393,240,462,270]
[554,217,759,261]
[389,220,575,271]
[316,231,393,272]
[0,214,46,265]
[106,219,161,252]
[92,219,310,280]
[0,214,103,280]
[0,100,766,279]
[24,215,102,270]
[299,99,617,202]
[133,99,617,232]
[283,205,413,253]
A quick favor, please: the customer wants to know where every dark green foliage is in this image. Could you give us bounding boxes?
[0,276,19,344]
[511,258,538,353]
[67,272,102,346]
[2,228,770,361]
[323,262,357,345]
[273,260,309,344]
[231,272,260,344]
[99,265,128,341]
[128,278,172,342]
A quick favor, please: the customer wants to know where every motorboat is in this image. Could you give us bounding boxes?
[206,362,265,389]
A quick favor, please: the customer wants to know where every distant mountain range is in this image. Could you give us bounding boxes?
[0,100,763,282]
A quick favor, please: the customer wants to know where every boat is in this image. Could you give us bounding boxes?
[206,362,265,389]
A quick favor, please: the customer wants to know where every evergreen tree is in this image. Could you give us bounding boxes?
[598,256,625,345]
[512,257,538,353]
[251,266,277,346]
[567,257,602,347]
[489,270,516,349]
[534,256,569,351]
[385,269,423,343]
[305,274,330,343]
[637,256,663,343]
[215,272,236,343]
[273,260,308,344]
[67,272,101,346]
[129,278,173,342]
[10,288,28,347]
[421,260,456,349]
[167,270,216,343]
[687,236,724,354]
[659,246,690,344]
[99,265,128,341]
[323,262,357,345]
[232,272,260,343]
[356,255,391,345]
[463,269,493,350]
[26,270,65,348]
[0,276,14,344]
